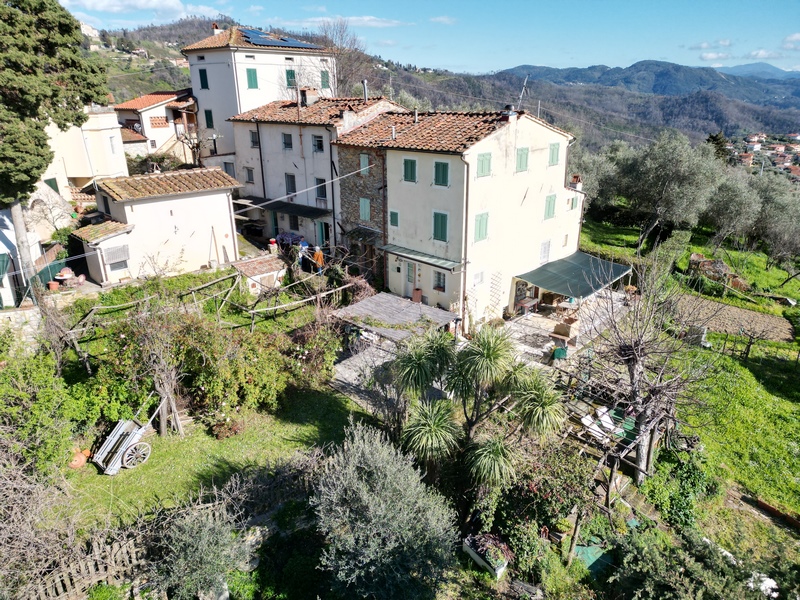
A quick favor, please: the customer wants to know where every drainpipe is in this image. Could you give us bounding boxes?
[381,149,388,288]
[326,126,338,249]
[459,155,470,333]
[256,122,267,200]
[231,48,241,115]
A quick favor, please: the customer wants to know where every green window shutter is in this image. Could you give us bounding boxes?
[545,194,556,219]
[477,153,491,177]
[204,109,214,129]
[389,211,399,227]
[403,159,416,182]
[475,213,488,242]
[549,143,559,166]
[285,69,296,87]
[571,196,580,210]
[321,70,330,89]
[199,68,208,89]
[360,153,370,174]
[246,68,258,89]
[516,147,529,172]
[359,198,370,221]
[433,212,448,242]
[44,178,59,193]
[434,162,449,186]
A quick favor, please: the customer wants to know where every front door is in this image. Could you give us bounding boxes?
[317,221,331,246]
[405,261,416,297]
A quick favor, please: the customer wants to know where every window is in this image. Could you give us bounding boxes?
[433,271,446,292]
[197,55,205,61]
[312,135,324,152]
[285,69,296,87]
[473,271,484,286]
[282,133,293,149]
[434,161,449,186]
[223,162,235,178]
[549,143,560,166]
[321,70,330,89]
[315,178,327,199]
[285,173,296,194]
[570,196,580,210]
[104,245,129,265]
[250,130,259,148]
[359,198,371,221]
[540,240,551,264]
[109,260,128,272]
[246,68,258,89]
[109,136,116,155]
[433,211,448,242]
[516,147,529,172]
[245,167,254,184]
[149,140,156,149]
[289,214,299,230]
[204,109,214,129]
[563,234,569,247]
[360,153,370,175]
[199,68,208,89]
[100,195,110,214]
[544,194,556,219]
[389,210,399,227]
[403,158,417,182]
[477,152,491,177]
[244,54,254,59]
[406,262,414,283]
[474,212,489,242]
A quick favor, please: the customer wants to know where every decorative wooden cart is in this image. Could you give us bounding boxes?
[92,419,152,475]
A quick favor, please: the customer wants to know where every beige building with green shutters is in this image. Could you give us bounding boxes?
[336,108,585,329]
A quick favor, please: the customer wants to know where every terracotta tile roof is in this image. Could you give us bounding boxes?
[183,26,328,53]
[120,128,148,143]
[335,111,572,153]
[98,167,242,202]
[72,219,134,243]
[114,89,190,111]
[229,97,405,126]
[166,98,195,110]
[234,254,287,278]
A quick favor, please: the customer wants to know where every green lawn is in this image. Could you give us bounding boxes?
[579,219,641,263]
[684,353,800,515]
[68,388,365,526]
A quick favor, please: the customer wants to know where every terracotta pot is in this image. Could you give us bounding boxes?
[48,281,60,291]
[68,451,87,469]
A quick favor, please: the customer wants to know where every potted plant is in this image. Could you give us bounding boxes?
[463,533,514,580]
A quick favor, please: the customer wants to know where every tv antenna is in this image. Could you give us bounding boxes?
[517,75,529,110]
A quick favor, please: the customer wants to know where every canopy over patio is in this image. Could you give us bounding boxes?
[516,251,631,300]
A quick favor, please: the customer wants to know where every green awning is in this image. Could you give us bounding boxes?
[516,251,631,299]
[379,244,460,272]
[0,254,9,280]
[259,199,331,220]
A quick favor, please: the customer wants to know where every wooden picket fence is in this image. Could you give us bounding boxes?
[23,538,145,600]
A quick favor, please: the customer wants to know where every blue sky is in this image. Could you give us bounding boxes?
[64,0,800,73]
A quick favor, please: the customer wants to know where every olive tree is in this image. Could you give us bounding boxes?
[312,421,457,599]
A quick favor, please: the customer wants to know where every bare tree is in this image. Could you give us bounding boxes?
[317,18,373,96]
[583,253,717,485]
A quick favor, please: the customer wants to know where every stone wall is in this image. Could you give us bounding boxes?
[0,305,41,346]
[338,145,386,236]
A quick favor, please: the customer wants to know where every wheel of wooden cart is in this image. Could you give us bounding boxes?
[122,442,151,468]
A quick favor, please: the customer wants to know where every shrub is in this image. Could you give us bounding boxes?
[86,583,127,600]
[311,422,457,599]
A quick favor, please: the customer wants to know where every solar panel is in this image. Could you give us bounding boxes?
[239,27,321,50]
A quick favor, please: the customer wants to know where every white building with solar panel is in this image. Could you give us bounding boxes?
[182,25,336,168]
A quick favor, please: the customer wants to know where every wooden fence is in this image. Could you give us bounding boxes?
[23,538,145,600]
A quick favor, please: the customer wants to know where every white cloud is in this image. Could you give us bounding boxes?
[710,63,724,68]
[690,41,711,50]
[347,16,410,28]
[302,4,326,11]
[185,3,219,17]
[700,52,730,61]
[783,32,800,50]
[717,38,731,47]
[267,14,410,29]
[747,49,782,59]
[72,10,103,25]
[61,0,183,15]
[374,39,397,47]
[430,15,455,25]
[247,4,263,12]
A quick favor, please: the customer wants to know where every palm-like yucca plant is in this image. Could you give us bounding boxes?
[458,326,515,390]
[515,370,567,439]
[466,435,516,488]
[395,338,436,399]
[402,399,461,465]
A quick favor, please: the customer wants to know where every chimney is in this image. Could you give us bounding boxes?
[300,88,320,107]
[362,79,368,101]
[569,174,583,192]
[212,22,224,36]
[500,104,517,121]
[414,109,418,123]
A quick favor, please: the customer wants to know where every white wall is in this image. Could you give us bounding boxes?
[188,48,334,157]
[90,188,238,285]
[0,209,44,306]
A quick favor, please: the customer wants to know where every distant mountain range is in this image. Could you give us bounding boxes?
[499,61,800,110]
[715,62,800,80]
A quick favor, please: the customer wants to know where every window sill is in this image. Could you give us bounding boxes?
[433,286,445,293]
